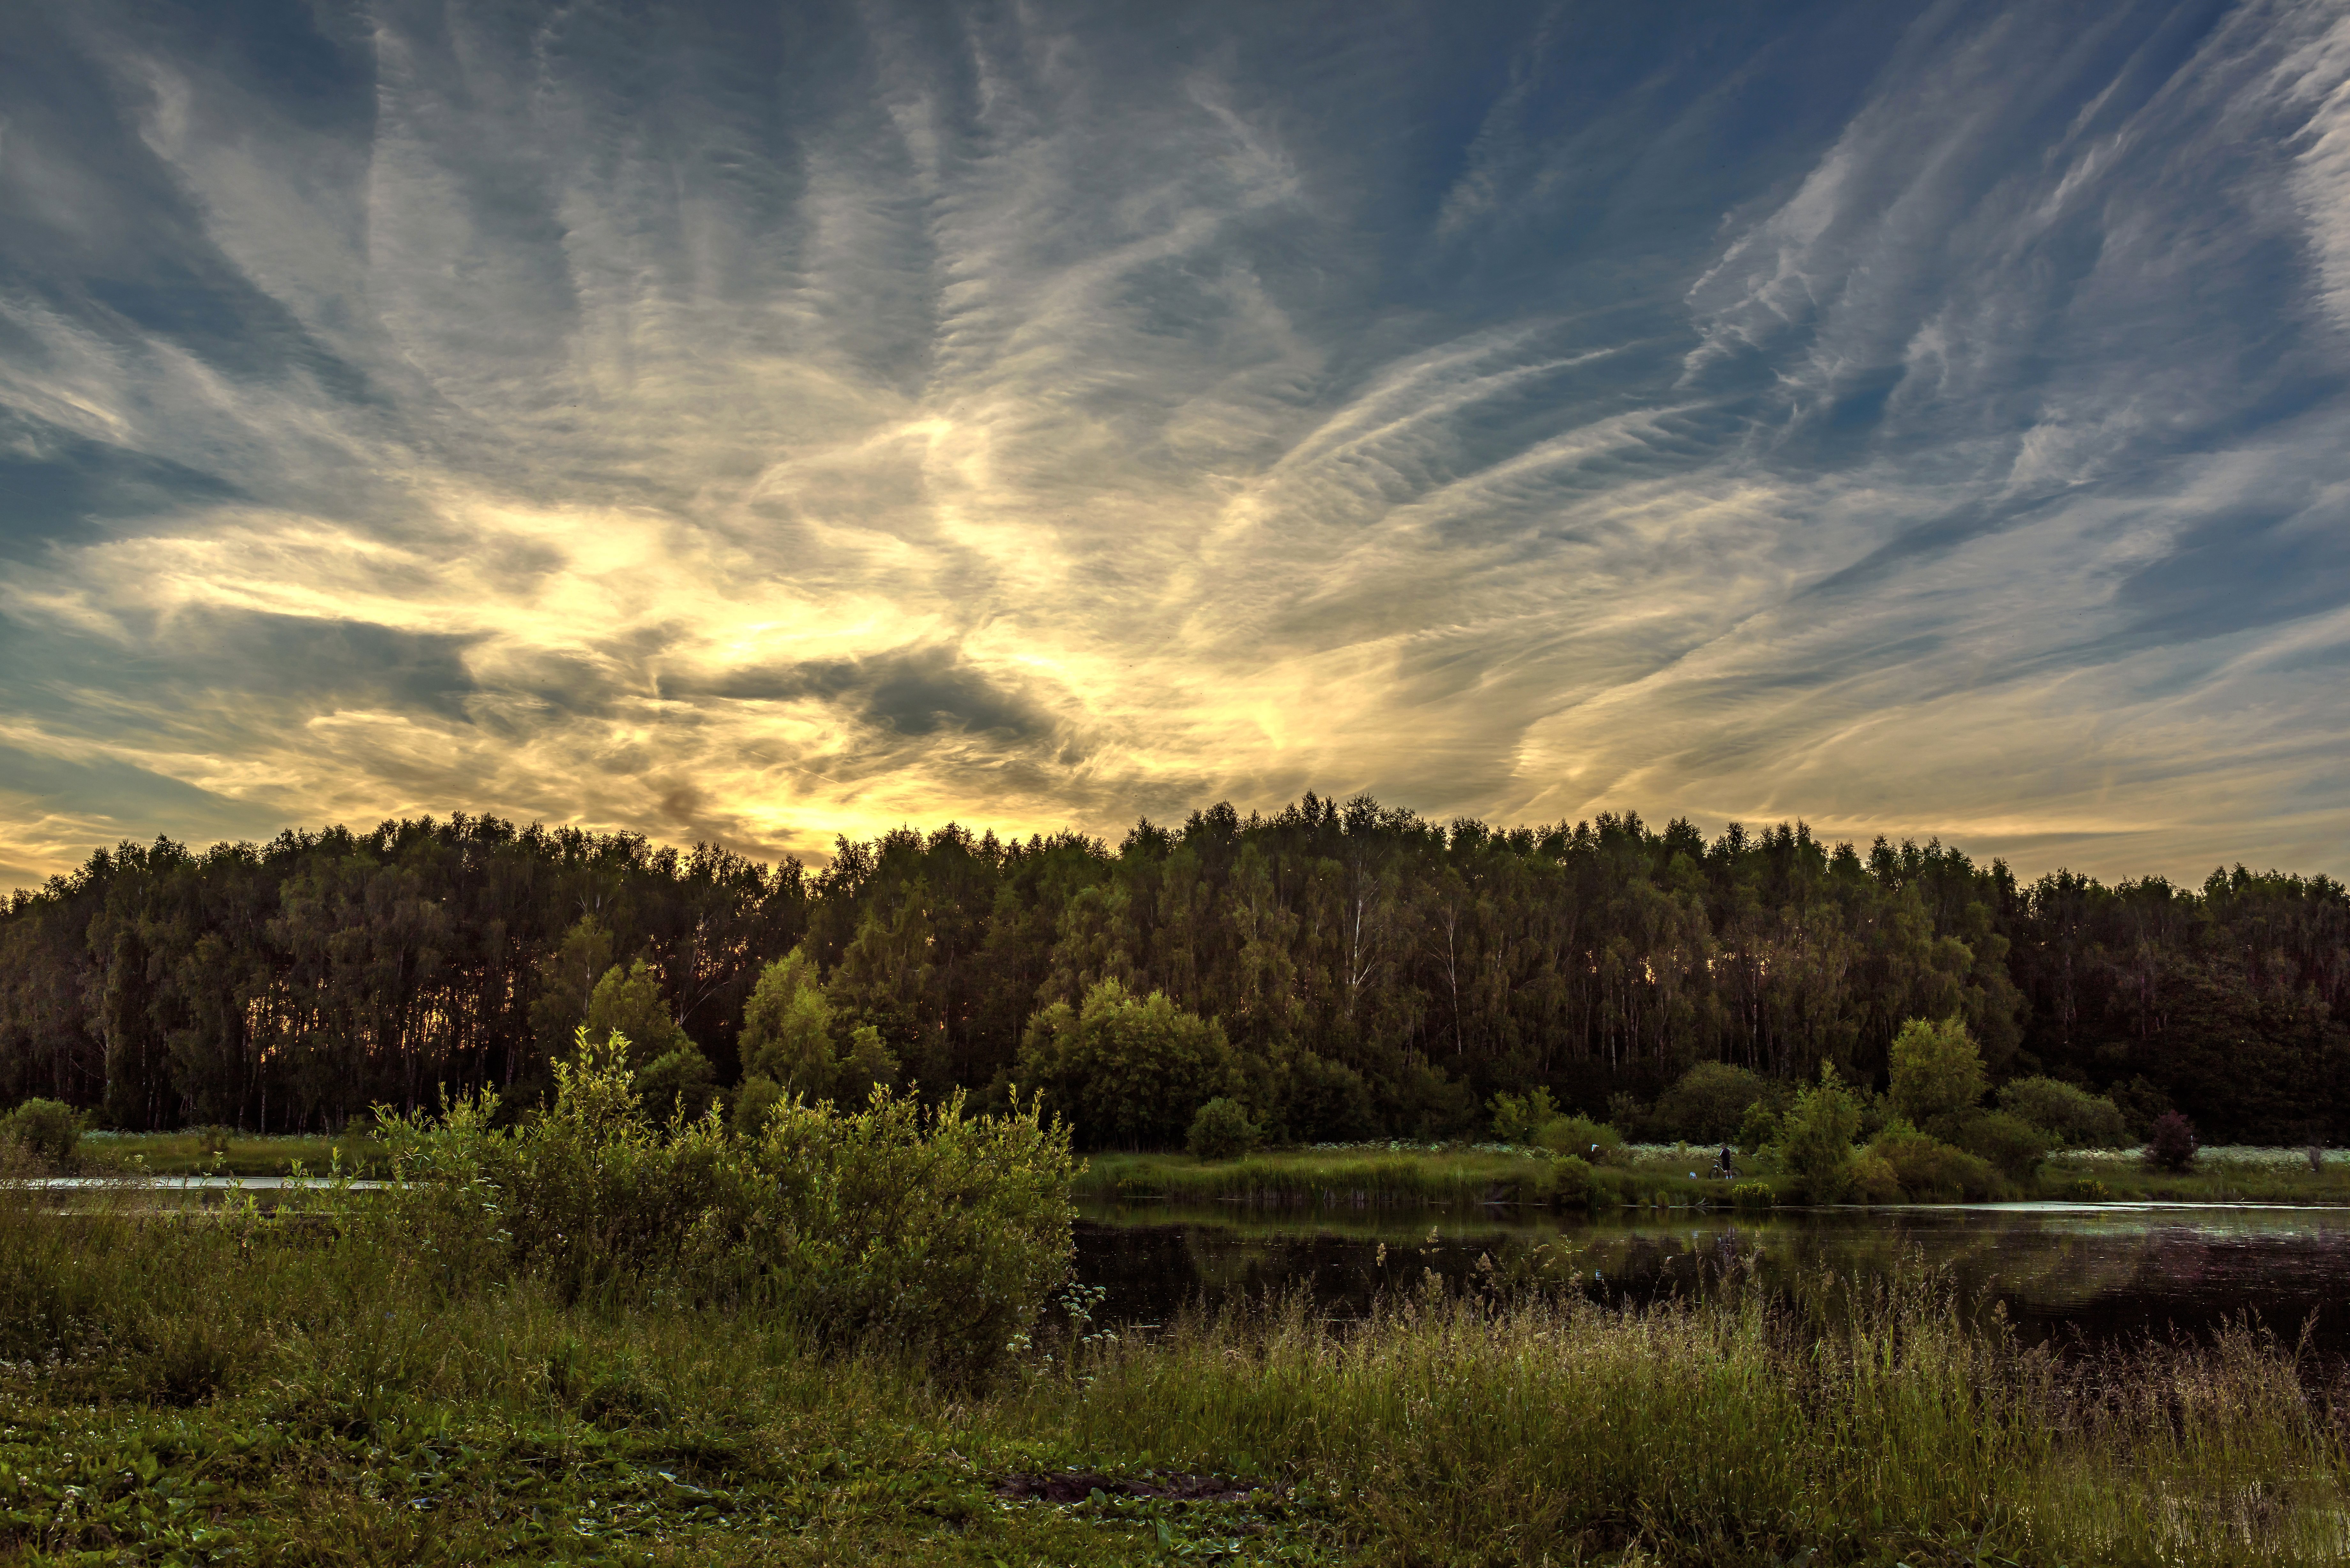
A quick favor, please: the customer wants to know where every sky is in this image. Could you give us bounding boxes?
[3,0,2349,892]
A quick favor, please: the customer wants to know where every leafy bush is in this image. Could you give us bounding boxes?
[1997,1077,2132,1149]
[1735,1101,1782,1156]
[1548,1154,1595,1207]
[368,1029,1077,1376]
[1888,1017,1986,1124]
[1186,1097,1259,1160]
[1943,1108,2052,1180]
[1868,1124,1997,1202]
[1535,1113,1621,1160]
[1729,1180,1774,1209]
[635,1046,718,1122]
[1016,979,1241,1149]
[731,1074,785,1137]
[1489,1086,1561,1145]
[1282,1053,1379,1142]
[1777,1064,1863,1202]
[0,1098,80,1171]
[1846,1152,1902,1204]
[2146,1111,2198,1172]
[1652,1062,1766,1144]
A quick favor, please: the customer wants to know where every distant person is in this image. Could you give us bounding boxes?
[1719,1145,1735,1181]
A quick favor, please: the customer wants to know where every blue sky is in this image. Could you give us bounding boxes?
[3,0,2348,887]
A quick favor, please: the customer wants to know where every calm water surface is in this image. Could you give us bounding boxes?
[1075,1198,2350,1351]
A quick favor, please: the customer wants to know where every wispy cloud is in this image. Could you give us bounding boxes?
[2,0,2347,886]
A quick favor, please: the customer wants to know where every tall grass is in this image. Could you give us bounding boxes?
[9,1149,2350,1561]
[1025,1272,2350,1564]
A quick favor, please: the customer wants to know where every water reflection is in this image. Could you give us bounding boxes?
[1075,1199,2350,1351]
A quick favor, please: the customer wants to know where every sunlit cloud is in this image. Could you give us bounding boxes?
[3,0,2348,889]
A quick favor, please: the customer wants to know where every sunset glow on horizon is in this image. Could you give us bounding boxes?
[6,0,2350,888]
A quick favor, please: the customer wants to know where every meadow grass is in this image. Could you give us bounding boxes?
[6,1181,2348,1565]
[77,1130,391,1177]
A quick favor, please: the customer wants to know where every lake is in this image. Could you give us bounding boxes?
[1076,1197,2350,1353]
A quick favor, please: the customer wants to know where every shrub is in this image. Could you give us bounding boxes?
[1547,1154,1595,1207]
[1535,1113,1621,1160]
[1729,1180,1774,1209]
[1653,1062,1766,1144]
[0,1099,80,1171]
[1868,1125,1997,1202]
[368,1028,1077,1376]
[731,1074,785,1138]
[1846,1152,1902,1205]
[2064,1177,2111,1201]
[1997,1077,2132,1149]
[1016,979,1241,1149]
[635,1046,718,1123]
[1734,1101,1781,1156]
[2146,1111,2198,1172]
[192,1125,233,1159]
[1283,1053,1379,1142]
[1186,1097,1260,1160]
[1943,1108,2052,1181]
[1489,1087,1561,1145]
[1777,1064,1863,1202]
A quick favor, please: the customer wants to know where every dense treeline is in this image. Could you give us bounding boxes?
[2,796,2345,1142]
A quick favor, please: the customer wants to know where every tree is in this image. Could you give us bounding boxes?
[531,918,615,1059]
[636,1047,717,1122]
[1653,1061,1767,1143]
[1888,1016,1986,1125]
[1779,1063,1865,1201]
[1996,1077,2131,1148]
[834,1024,900,1105]
[1187,1097,1259,1159]
[583,959,692,1068]
[738,946,838,1097]
[1015,979,1243,1149]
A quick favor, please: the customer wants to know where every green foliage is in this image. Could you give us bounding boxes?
[0,1098,79,1170]
[367,1028,1077,1374]
[1015,979,1241,1149]
[730,1073,785,1137]
[1279,1052,1379,1142]
[1778,1063,1864,1201]
[834,1022,900,1104]
[737,946,837,1097]
[1652,1061,1766,1144]
[1535,1112,1621,1159]
[1888,1015,1987,1124]
[1548,1153,1595,1206]
[1846,1151,1902,1204]
[1729,1179,1775,1208]
[1942,1107,2053,1180]
[1735,1100,1782,1155]
[1488,1085,1560,1144]
[528,916,614,1059]
[583,958,692,1068]
[635,1045,718,1122]
[1998,1076,2132,1148]
[6,798,2349,1150]
[1185,1096,1260,1160]
[1867,1122,1998,1201]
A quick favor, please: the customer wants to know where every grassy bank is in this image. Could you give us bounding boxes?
[6,1192,2347,1565]
[76,1130,391,1177]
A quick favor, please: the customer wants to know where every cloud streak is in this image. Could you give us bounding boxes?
[2,0,2347,886]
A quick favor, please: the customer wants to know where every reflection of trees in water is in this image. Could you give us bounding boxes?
[1078,1207,2350,1350]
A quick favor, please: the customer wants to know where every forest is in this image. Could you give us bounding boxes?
[1,794,2345,1144]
